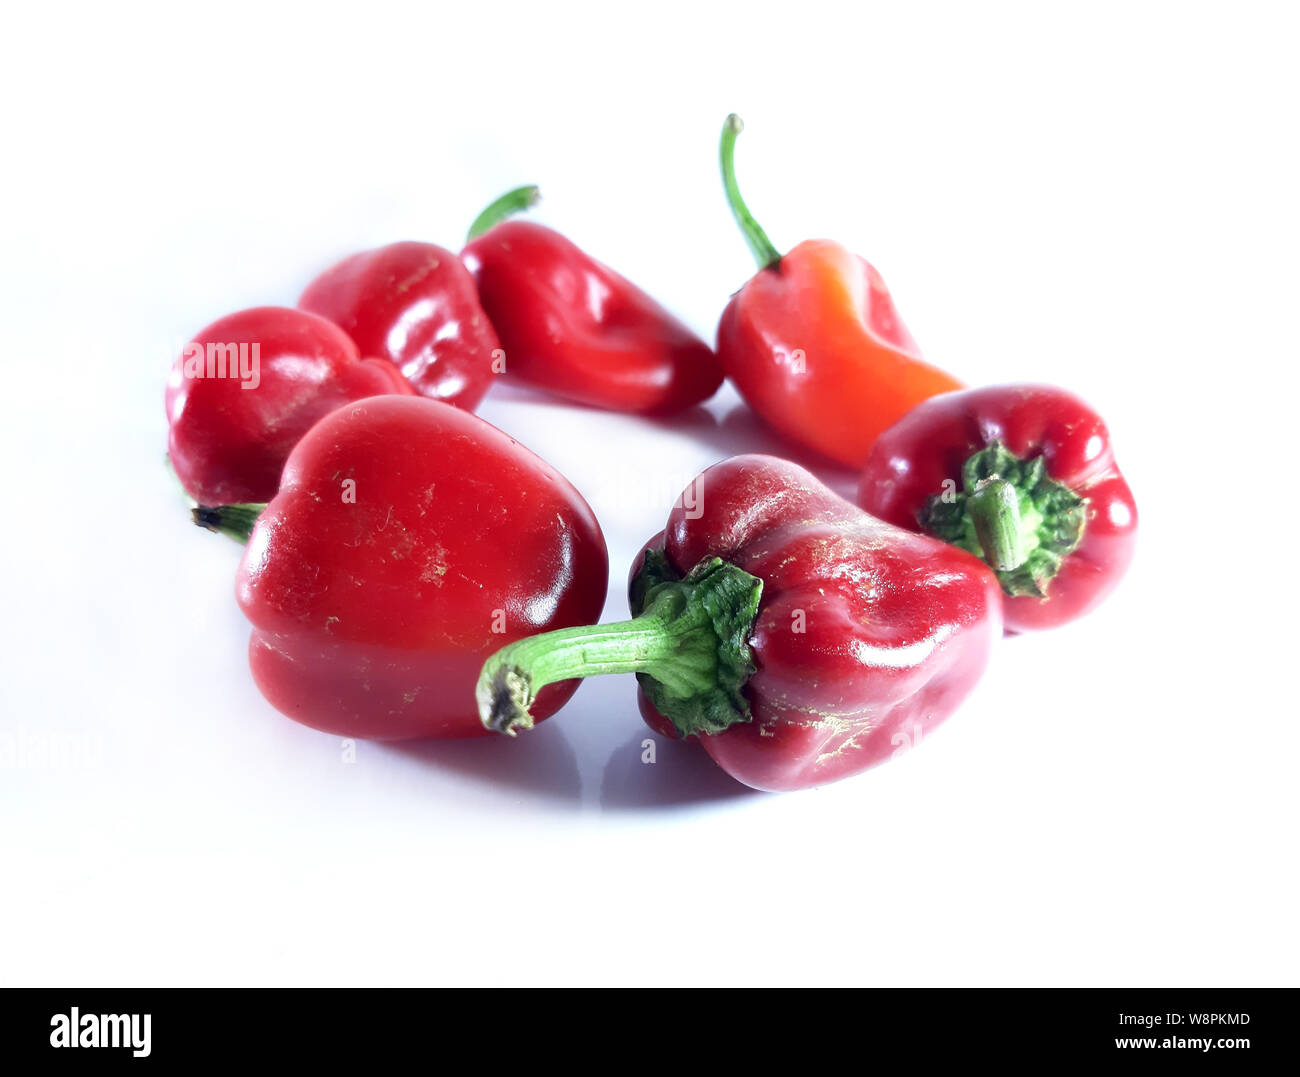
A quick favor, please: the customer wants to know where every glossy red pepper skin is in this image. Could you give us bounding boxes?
[236,396,608,739]
[635,456,1002,790]
[166,306,414,505]
[461,220,723,413]
[717,240,963,467]
[477,455,1000,792]
[299,241,500,411]
[857,384,1138,632]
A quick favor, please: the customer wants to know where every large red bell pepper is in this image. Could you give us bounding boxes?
[476,454,1001,791]
[166,306,413,505]
[858,383,1138,632]
[715,115,963,467]
[203,396,608,739]
[461,187,723,413]
[299,240,501,411]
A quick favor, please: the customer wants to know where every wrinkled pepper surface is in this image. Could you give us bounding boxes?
[299,239,501,411]
[478,454,1001,791]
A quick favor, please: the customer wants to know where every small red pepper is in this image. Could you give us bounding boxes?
[206,395,608,739]
[857,384,1138,632]
[715,116,964,467]
[461,186,723,413]
[477,454,1001,791]
[299,237,501,411]
[166,306,413,505]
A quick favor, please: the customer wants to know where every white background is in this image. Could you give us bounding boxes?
[2,1,1297,986]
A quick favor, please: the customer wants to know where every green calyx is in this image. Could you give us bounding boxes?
[628,550,762,737]
[476,551,763,739]
[918,441,1087,598]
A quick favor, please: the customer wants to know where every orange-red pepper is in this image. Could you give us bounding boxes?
[716,115,963,467]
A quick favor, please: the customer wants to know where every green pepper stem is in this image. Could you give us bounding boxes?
[477,554,763,739]
[967,479,1028,572]
[477,616,683,736]
[465,184,541,241]
[719,114,782,271]
[192,503,265,544]
[478,591,716,736]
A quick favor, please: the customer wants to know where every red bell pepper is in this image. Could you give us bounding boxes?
[299,239,501,411]
[461,186,723,413]
[857,384,1138,632]
[715,115,964,467]
[476,454,1001,791]
[166,306,413,505]
[203,395,608,739]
